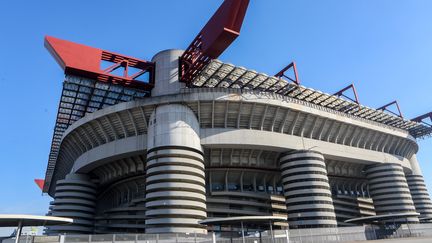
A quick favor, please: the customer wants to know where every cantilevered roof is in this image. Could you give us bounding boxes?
[192,60,432,139]
[43,75,150,192]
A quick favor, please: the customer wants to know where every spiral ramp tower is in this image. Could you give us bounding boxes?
[280,150,337,228]
[406,155,432,220]
[365,163,419,223]
[45,174,96,234]
[144,104,207,233]
[406,175,432,220]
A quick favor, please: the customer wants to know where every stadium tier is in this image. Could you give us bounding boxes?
[41,0,432,235]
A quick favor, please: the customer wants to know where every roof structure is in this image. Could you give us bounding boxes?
[179,0,250,83]
[192,59,432,139]
[43,36,154,192]
[44,36,155,90]
[44,75,150,192]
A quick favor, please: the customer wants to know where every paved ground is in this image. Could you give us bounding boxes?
[345,237,432,243]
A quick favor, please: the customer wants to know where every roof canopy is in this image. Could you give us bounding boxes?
[43,75,149,192]
[0,215,72,227]
[192,60,432,139]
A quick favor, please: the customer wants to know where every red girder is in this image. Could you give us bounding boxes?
[180,0,250,83]
[34,179,44,191]
[377,100,404,118]
[275,62,300,85]
[334,83,360,104]
[45,36,155,90]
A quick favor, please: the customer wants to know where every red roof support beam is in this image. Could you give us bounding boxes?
[333,83,360,104]
[34,179,44,191]
[412,112,432,126]
[274,62,300,85]
[180,0,250,83]
[45,36,155,90]
[377,100,404,118]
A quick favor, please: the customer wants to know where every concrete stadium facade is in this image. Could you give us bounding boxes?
[44,49,432,235]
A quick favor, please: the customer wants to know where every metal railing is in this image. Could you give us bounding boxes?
[4,224,432,243]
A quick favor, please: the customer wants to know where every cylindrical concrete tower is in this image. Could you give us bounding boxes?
[406,155,432,219]
[151,49,185,97]
[280,150,337,228]
[365,163,419,223]
[46,174,96,234]
[145,104,207,234]
[145,50,206,234]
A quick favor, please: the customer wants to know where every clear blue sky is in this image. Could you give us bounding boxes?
[0,0,431,235]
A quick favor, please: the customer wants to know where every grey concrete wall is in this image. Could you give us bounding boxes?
[150,49,185,96]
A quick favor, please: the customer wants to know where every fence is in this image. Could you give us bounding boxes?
[69,234,216,243]
[3,224,432,243]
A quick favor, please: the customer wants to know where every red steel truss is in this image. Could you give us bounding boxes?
[45,36,155,90]
[334,84,360,104]
[179,0,250,84]
[275,62,300,85]
[377,100,404,118]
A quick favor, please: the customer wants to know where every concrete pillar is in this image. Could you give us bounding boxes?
[365,163,419,223]
[406,155,432,219]
[45,173,96,234]
[145,104,207,234]
[151,49,185,97]
[280,150,337,228]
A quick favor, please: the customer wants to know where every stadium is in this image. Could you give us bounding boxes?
[41,0,432,237]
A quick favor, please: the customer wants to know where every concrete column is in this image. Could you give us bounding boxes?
[151,49,185,97]
[145,104,207,234]
[406,155,432,219]
[280,150,337,228]
[365,163,419,223]
[45,173,96,234]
